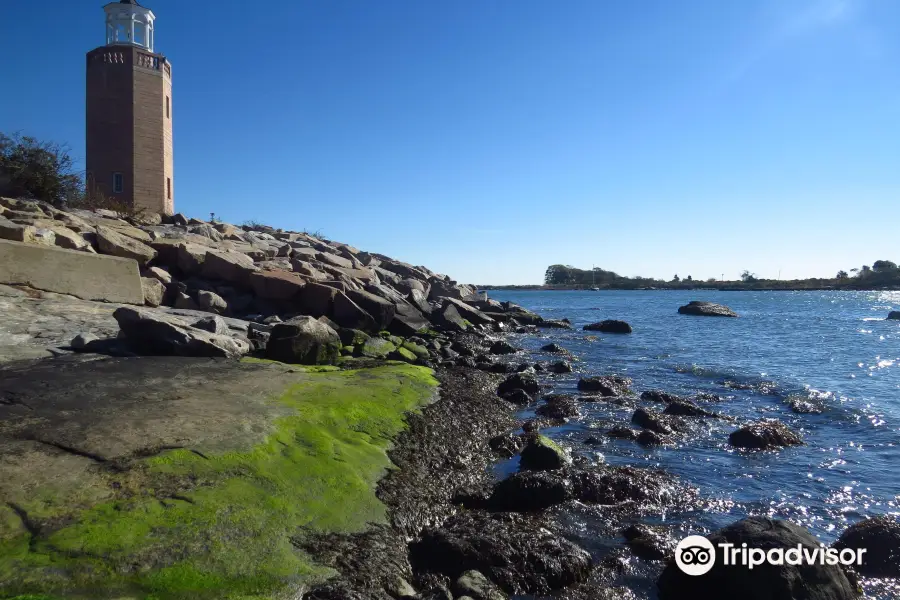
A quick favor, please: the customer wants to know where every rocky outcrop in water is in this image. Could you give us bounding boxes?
[583,320,633,334]
[888,311,900,320]
[833,515,900,577]
[657,517,859,600]
[677,301,738,317]
[729,419,802,449]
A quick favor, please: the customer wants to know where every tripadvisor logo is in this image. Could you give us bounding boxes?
[675,535,867,576]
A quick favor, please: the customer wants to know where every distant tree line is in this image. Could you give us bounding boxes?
[538,262,900,291]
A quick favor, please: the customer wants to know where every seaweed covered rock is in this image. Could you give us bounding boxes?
[535,395,580,420]
[729,419,802,450]
[657,517,858,600]
[410,512,593,595]
[265,315,341,364]
[519,434,570,471]
[489,470,572,512]
[677,301,738,317]
[833,515,900,577]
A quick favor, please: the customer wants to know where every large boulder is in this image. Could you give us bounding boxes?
[113,307,250,358]
[332,291,377,332]
[249,270,306,300]
[657,517,859,600]
[202,250,259,285]
[346,289,396,329]
[388,301,431,336]
[141,277,166,307]
[296,282,339,317]
[833,515,900,577]
[442,297,494,326]
[677,301,738,317]
[729,420,802,450]
[433,303,468,332]
[96,225,157,265]
[583,320,633,334]
[410,512,592,594]
[265,316,341,365]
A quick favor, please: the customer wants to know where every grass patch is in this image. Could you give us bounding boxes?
[0,364,437,600]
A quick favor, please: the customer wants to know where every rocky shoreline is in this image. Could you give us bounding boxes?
[1,197,899,599]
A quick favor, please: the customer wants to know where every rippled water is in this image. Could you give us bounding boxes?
[485,290,900,598]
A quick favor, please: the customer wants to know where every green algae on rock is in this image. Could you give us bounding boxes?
[0,356,437,600]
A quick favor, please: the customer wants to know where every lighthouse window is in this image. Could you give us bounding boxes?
[113,173,124,194]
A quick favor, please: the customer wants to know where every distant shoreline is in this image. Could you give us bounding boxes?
[478,285,900,292]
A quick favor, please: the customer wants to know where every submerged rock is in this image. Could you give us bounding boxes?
[729,419,802,449]
[607,426,639,441]
[640,390,685,403]
[540,343,567,353]
[657,517,858,600]
[583,320,633,334]
[833,515,900,577]
[535,395,580,420]
[677,301,738,317]
[663,400,716,418]
[622,524,676,561]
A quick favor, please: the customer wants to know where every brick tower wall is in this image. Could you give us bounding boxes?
[86,46,174,215]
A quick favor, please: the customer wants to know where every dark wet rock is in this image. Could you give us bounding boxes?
[489,470,572,512]
[694,392,723,402]
[657,517,858,600]
[607,425,639,440]
[265,315,341,365]
[571,465,689,508]
[535,319,572,329]
[577,375,632,396]
[729,419,802,449]
[535,395,580,420]
[640,390,685,403]
[522,420,539,433]
[514,363,532,373]
[497,372,540,397]
[498,388,533,405]
[456,356,478,369]
[533,362,545,372]
[677,301,738,317]
[540,343,567,353]
[663,399,716,417]
[632,408,673,435]
[583,320,633,334]
[489,340,518,355]
[887,311,900,320]
[547,360,573,374]
[453,570,508,600]
[489,433,526,459]
[622,524,676,561]
[834,515,900,577]
[583,436,603,445]
[636,430,667,446]
[519,434,570,471]
[487,362,518,374]
[410,511,592,594]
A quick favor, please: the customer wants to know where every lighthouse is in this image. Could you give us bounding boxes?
[86,0,174,215]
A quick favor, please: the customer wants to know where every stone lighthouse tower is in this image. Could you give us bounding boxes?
[86,0,174,215]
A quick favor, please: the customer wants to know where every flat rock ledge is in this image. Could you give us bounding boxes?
[677,301,738,317]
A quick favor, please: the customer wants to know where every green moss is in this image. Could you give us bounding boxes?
[0,365,438,600]
[401,341,429,360]
[389,347,418,363]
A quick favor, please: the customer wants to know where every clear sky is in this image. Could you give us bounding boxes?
[1,0,897,284]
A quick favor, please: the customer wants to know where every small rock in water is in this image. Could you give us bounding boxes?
[632,408,673,435]
[578,375,632,396]
[729,419,802,449]
[583,320,633,334]
[535,395,580,420]
[519,434,570,471]
[677,301,738,317]
[887,311,900,320]
[540,343,567,353]
[663,400,716,418]
[499,388,533,405]
[622,524,677,561]
[547,360,573,374]
[607,425,639,440]
[497,372,540,397]
[489,340,519,355]
[640,390,685,403]
[784,393,825,414]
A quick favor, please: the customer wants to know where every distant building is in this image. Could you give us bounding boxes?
[86,0,174,215]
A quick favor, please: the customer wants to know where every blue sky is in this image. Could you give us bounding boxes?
[1,0,898,284]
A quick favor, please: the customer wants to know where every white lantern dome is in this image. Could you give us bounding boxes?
[104,0,156,52]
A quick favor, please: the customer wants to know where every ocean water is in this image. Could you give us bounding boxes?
[485,290,900,598]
